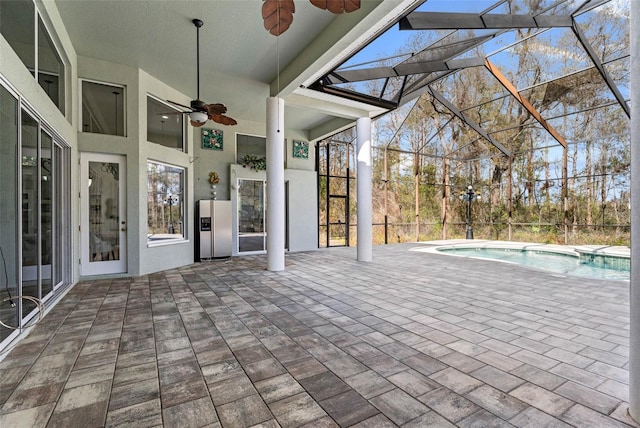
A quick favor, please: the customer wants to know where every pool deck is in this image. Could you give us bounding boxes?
[0,242,637,427]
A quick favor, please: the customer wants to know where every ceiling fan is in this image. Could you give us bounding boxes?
[166,19,237,127]
[262,0,361,36]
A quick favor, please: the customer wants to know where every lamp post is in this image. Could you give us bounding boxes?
[460,185,480,239]
[165,194,179,234]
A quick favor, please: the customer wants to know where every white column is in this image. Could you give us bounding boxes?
[356,117,372,262]
[266,97,285,271]
[629,0,639,422]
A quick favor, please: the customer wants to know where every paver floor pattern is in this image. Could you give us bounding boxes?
[0,243,637,427]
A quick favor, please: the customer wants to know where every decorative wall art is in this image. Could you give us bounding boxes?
[293,140,309,159]
[202,128,223,150]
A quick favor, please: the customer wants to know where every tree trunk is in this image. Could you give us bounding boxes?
[601,149,608,231]
[527,147,534,209]
[491,160,506,206]
[586,141,593,229]
[415,152,420,241]
[441,157,450,239]
[508,156,513,241]
[563,146,569,244]
[571,142,579,234]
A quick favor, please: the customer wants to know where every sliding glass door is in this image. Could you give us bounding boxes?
[0,85,20,344]
[21,111,40,316]
[21,109,65,319]
[0,82,70,348]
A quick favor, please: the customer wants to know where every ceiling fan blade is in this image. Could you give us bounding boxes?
[262,0,295,36]
[310,0,360,13]
[205,103,227,115]
[211,113,237,126]
[190,119,207,127]
[167,100,195,111]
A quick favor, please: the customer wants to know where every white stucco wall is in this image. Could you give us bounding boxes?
[285,168,318,252]
[229,163,317,256]
[76,60,198,276]
[77,57,142,276]
[138,70,197,275]
[3,2,320,280]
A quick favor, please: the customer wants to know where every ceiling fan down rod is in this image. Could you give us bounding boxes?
[193,18,203,102]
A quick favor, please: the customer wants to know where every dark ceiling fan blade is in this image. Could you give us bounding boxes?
[167,100,195,111]
[310,0,360,14]
[262,0,295,36]
[190,119,207,127]
[205,103,227,115]
[210,113,237,126]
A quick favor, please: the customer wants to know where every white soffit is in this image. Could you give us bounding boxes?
[287,87,388,119]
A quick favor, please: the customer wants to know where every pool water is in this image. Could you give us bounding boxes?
[437,247,630,281]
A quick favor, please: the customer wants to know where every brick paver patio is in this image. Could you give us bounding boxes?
[0,243,637,427]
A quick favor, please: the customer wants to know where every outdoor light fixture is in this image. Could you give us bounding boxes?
[165,194,179,234]
[460,185,480,239]
[189,111,208,124]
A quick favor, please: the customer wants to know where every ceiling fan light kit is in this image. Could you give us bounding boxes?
[189,111,208,123]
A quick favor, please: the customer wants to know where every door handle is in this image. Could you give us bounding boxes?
[121,227,127,231]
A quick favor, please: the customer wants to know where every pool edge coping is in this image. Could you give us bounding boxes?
[410,239,630,259]
[409,240,630,280]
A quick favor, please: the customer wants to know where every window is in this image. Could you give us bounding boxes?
[237,134,266,166]
[236,134,288,168]
[38,15,65,113]
[147,161,185,243]
[0,0,35,76]
[81,80,125,136]
[0,0,66,113]
[147,97,184,151]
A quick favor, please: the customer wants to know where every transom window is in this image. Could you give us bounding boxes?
[147,96,184,151]
[0,0,66,113]
[81,80,126,136]
[237,134,266,167]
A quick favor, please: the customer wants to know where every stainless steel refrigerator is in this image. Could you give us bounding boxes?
[195,200,232,260]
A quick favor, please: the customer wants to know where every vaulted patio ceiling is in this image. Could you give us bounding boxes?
[53,0,420,140]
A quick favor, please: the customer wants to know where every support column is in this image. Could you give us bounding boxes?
[629,0,639,422]
[356,117,372,262]
[266,97,285,271]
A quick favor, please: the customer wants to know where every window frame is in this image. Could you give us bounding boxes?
[146,160,187,246]
[80,79,127,136]
[146,95,185,152]
[37,12,66,114]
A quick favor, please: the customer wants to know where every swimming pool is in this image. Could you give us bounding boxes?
[434,246,630,281]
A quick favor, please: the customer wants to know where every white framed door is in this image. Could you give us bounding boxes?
[80,153,127,275]
[237,179,266,254]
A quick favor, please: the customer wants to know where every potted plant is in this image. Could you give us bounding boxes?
[239,154,266,171]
